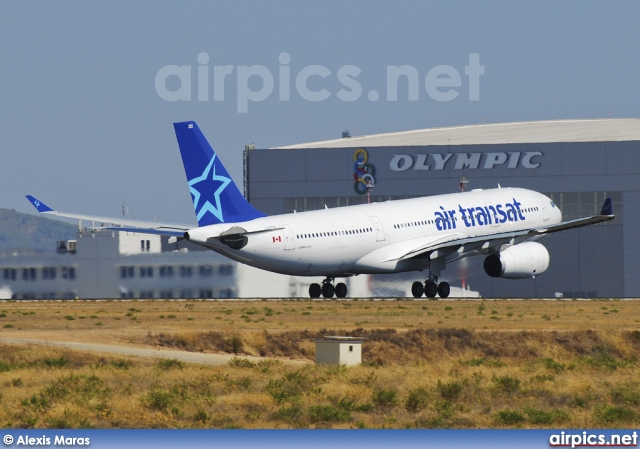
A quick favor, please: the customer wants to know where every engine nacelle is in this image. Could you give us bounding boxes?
[483,242,550,279]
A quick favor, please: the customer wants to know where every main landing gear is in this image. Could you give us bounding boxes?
[411,277,450,299]
[309,278,348,299]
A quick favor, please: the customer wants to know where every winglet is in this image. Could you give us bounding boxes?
[26,195,54,213]
[600,198,613,216]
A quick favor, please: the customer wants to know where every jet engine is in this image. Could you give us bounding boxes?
[483,242,550,279]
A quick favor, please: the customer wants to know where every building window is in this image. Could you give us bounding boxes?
[42,267,57,280]
[198,265,213,277]
[22,268,37,282]
[218,264,234,276]
[160,290,173,299]
[199,289,213,299]
[180,266,193,277]
[3,268,16,281]
[119,266,136,278]
[220,288,235,298]
[180,289,194,298]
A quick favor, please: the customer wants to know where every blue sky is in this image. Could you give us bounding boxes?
[2,1,638,225]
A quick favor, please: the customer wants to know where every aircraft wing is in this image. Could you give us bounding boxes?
[26,195,191,237]
[394,198,615,262]
[532,198,615,234]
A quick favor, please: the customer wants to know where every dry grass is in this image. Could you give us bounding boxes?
[1,299,640,428]
[1,299,639,338]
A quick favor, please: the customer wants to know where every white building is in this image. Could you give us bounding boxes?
[0,229,236,300]
[0,227,387,299]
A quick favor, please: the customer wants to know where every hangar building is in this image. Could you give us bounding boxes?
[244,119,639,298]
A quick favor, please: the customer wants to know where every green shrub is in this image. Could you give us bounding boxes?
[274,405,304,425]
[145,390,174,412]
[0,361,12,372]
[267,370,317,404]
[229,357,255,368]
[610,386,640,407]
[492,375,520,394]
[193,409,209,423]
[595,405,637,425]
[580,345,636,371]
[525,408,570,425]
[227,336,243,355]
[43,357,68,368]
[405,388,430,413]
[110,359,131,370]
[308,405,351,423]
[372,388,398,408]
[542,358,566,372]
[494,410,525,425]
[437,380,463,401]
[157,359,185,370]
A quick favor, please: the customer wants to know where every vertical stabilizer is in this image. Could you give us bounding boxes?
[173,121,265,226]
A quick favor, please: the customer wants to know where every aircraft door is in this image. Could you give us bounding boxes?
[536,198,550,221]
[280,225,295,250]
[369,216,385,242]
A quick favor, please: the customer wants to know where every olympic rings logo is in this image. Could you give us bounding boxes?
[353,148,376,195]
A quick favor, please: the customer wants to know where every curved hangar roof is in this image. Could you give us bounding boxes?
[273,119,640,149]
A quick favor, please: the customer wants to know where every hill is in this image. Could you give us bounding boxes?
[0,208,77,255]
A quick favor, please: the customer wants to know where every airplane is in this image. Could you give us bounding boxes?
[27,121,615,299]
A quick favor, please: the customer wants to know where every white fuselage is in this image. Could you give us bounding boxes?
[185,187,562,277]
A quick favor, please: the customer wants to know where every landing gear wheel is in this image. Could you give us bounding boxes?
[425,281,438,299]
[335,282,348,298]
[321,283,335,298]
[411,281,424,298]
[437,282,450,299]
[309,283,321,298]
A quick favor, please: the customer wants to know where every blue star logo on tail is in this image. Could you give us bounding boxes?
[188,154,231,223]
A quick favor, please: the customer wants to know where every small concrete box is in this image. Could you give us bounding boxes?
[315,336,363,366]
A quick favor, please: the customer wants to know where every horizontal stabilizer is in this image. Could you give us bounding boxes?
[25,196,192,237]
[101,227,186,237]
